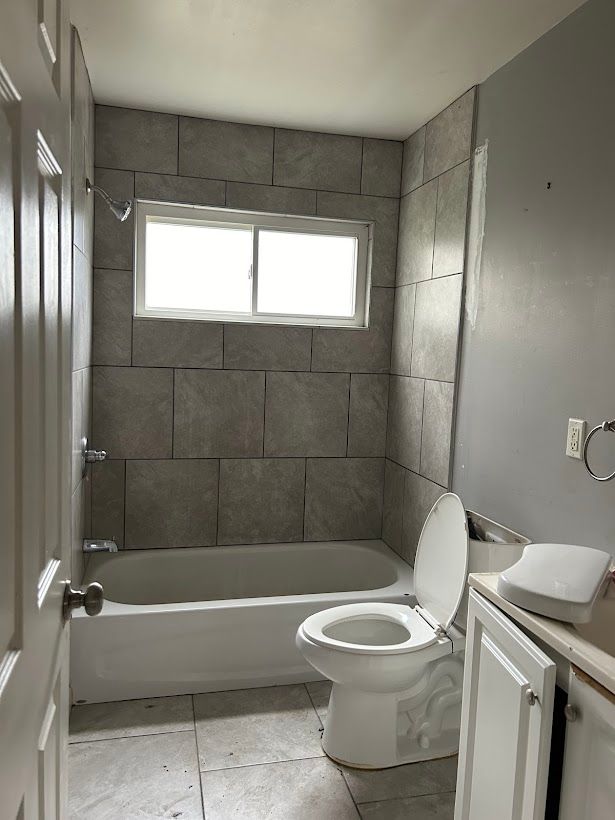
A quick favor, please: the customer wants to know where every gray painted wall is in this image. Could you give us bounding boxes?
[90,107,402,548]
[453,0,615,554]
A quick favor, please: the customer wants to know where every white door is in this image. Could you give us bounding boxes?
[0,0,73,816]
[559,666,615,820]
[454,590,556,820]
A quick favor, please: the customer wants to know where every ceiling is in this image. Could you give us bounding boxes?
[71,0,586,140]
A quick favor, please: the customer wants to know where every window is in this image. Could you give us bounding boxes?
[134,201,371,327]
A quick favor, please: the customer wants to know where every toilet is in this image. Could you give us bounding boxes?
[296,492,470,769]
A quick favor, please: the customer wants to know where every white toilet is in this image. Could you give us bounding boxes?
[296,493,470,769]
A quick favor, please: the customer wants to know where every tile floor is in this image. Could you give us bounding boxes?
[68,681,457,819]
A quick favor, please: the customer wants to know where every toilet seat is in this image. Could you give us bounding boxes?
[300,602,442,655]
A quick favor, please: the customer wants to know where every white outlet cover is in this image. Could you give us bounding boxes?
[566,418,586,459]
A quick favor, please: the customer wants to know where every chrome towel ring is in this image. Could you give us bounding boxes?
[582,419,615,482]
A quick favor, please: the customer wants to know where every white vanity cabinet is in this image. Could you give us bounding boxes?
[454,589,556,820]
[558,667,615,820]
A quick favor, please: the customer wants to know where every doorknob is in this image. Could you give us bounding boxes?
[63,581,104,620]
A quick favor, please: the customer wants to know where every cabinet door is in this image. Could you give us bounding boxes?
[455,590,556,820]
[559,667,615,820]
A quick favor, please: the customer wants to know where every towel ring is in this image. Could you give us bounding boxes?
[582,419,615,482]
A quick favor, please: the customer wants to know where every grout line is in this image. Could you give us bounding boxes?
[93,164,400,202]
[198,753,327,776]
[262,372,267,456]
[303,682,324,730]
[355,790,457,810]
[191,695,208,818]
[345,374,352,455]
[418,378,426,474]
[68,727,195,745]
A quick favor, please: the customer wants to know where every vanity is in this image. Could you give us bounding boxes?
[454,572,615,820]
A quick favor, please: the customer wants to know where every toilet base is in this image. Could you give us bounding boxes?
[321,654,464,769]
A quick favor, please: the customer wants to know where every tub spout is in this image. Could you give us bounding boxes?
[83,539,118,553]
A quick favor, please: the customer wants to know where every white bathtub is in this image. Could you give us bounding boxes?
[71,540,414,703]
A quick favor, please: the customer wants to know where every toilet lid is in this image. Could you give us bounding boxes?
[414,493,469,631]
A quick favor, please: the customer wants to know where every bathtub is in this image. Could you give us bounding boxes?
[71,540,414,703]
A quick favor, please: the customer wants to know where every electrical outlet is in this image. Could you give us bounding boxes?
[566,418,586,459]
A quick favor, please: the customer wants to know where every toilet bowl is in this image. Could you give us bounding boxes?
[296,492,469,769]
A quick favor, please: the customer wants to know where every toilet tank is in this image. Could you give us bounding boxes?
[455,510,531,628]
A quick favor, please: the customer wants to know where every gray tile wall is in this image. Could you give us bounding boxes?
[384,89,475,565]
[70,29,94,583]
[90,105,402,548]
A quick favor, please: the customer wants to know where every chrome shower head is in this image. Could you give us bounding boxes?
[86,178,132,222]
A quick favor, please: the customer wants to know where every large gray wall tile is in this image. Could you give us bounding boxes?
[424,88,475,181]
[125,459,218,548]
[317,192,399,287]
[226,182,316,215]
[347,374,389,457]
[401,471,445,565]
[93,168,134,269]
[396,180,437,285]
[401,127,426,196]
[71,481,87,585]
[72,247,92,371]
[95,106,178,174]
[92,268,132,366]
[92,366,173,459]
[179,117,273,184]
[304,458,384,541]
[311,287,394,373]
[274,129,362,193]
[132,318,223,368]
[411,275,462,381]
[390,284,415,377]
[433,160,470,278]
[217,458,305,545]
[134,172,225,206]
[91,459,125,546]
[264,372,349,457]
[420,380,454,487]
[382,459,405,553]
[361,138,403,198]
[224,324,312,371]
[386,376,424,472]
[174,369,265,458]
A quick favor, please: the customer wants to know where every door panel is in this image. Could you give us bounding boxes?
[455,590,556,820]
[0,0,72,816]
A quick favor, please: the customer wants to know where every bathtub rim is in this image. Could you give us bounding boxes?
[77,538,414,617]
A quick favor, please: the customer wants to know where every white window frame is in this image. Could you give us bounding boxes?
[134,200,372,328]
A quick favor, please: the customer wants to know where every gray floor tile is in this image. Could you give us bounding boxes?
[69,695,195,742]
[194,684,324,771]
[201,757,359,820]
[343,756,458,803]
[68,731,203,819]
[358,791,455,819]
[305,680,332,724]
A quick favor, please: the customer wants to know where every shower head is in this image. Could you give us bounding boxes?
[86,178,132,222]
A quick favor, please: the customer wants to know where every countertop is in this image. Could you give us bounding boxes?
[469,572,615,696]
